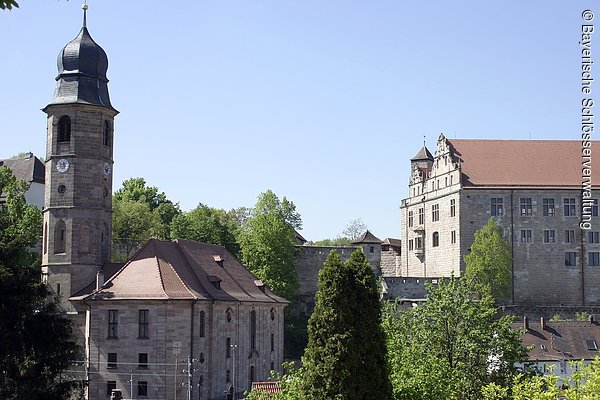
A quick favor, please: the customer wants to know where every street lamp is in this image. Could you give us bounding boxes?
[230,344,238,400]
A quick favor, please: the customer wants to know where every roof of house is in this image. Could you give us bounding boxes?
[0,153,45,184]
[72,238,288,304]
[512,319,600,361]
[351,230,383,244]
[448,140,600,188]
[294,229,307,245]
[251,382,282,398]
[382,238,402,247]
[411,145,434,161]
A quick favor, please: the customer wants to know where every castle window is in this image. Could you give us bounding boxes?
[138,353,148,369]
[415,237,423,249]
[543,198,555,216]
[138,310,149,339]
[445,177,448,187]
[565,252,577,266]
[451,230,456,244]
[408,211,414,227]
[450,175,453,185]
[271,333,275,351]
[418,208,424,225]
[106,381,116,396]
[593,199,599,216]
[491,198,503,217]
[520,198,533,216]
[432,232,439,247]
[432,204,439,222]
[199,310,205,337]
[409,239,414,251]
[565,230,576,243]
[103,120,111,147]
[270,307,275,321]
[226,307,232,322]
[53,219,66,254]
[589,252,600,266]
[450,199,455,217]
[564,198,577,216]
[250,310,257,350]
[369,246,374,253]
[57,116,71,142]
[589,231,600,244]
[520,230,533,243]
[226,338,231,358]
[107,352,117,369]
[137,381,148,397]
[543,230,556,243]
[108,309,118,338]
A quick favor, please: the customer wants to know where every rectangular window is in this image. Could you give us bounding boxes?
[250,310,257,350]
[450,199,456,217]
[520,229,533,243]
[418,208,424,225]
[432,204,439,222]
[564,198,577,216]
[543,198,555,216]
[565,252,577,266]
[138,381,148,397]
[451,230,456,244]
[520,198,533,216]
[491,198,503,217]
[138,353,148,369]
[589,252,600,266]
[107,353,117,369]
[565,230,576,244]
[271,333,275,352]
[107,381,117,397]
[415,237,423,249]
[408,239,414,251]
[589,232,600,244]
[108,310,118,339]
[408,211,413,228]
[369,246,374,253]
[199,310,205,338]
[543,230,556,244]
[593,199,599,216]
[138,310,149,339]
[226,337,231,358]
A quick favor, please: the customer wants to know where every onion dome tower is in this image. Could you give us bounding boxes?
[41,5,118,312]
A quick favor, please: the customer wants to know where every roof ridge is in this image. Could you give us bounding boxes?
[151,240,169,298]
[158,240,197,299]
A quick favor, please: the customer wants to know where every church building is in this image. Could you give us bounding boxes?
[41,9,287,400]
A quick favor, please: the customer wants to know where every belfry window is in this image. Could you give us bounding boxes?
[103,120,111,146]
[58,116,71,142]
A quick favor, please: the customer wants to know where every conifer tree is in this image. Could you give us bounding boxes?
[302,249,392,400]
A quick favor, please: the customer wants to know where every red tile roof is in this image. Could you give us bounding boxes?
[251,382,282,398]
[448,140,600,188]
[72,239,288,304]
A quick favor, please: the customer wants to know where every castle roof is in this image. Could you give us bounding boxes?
[448,139,600,188]
[0,153,45,184]
[411,146,433,161]
[46,9,116,111]
[351,230,383,244]
[72,238,288,304]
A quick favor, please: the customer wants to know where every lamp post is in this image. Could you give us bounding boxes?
[230,344,238,400]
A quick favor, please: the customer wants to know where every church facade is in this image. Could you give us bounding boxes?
[399,134,600,306]
[40,11,287,400]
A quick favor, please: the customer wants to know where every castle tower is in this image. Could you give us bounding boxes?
[41,7,118,312]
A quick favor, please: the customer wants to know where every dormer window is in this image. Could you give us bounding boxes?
[208,275,221,290]
[254,280,266,293]
[58,116,71,142]
[586,339,598,351]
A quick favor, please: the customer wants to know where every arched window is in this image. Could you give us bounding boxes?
[103,120,111,146]
[250,310,256,350]
[270,307,275,321]
[432,231,439,247]
[226,307,232,323]
[249,365,255,385]
[54,219,66,254]
[58,116,71,143]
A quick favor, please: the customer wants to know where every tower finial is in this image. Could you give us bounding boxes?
[82,2,88,28]
[423,134,426,148]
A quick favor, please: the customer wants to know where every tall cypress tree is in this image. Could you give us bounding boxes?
[302,249,391,400]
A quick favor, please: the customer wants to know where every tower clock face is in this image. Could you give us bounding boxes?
[56,158,70,173]
[103,162,111,176]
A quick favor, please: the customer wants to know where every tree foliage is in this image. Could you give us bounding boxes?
[170,203,240,256]
[112,197,161,260]
[239,190,300,300]
[464,217,512,300]
[383,277,525,400]
[311,237,352,246]
[342,218,368,241]
[0,0,18,10]
[302,249,392,399]
[0,167,82,399]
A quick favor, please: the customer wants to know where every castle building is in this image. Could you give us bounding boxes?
[399,134,600,306]
[40,10,287,400]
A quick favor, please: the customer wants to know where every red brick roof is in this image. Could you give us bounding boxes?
[448,140,600,188]
[73,239,288,304]
[251,382,282,398]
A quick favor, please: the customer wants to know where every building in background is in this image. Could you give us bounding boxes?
[0,152,45,208]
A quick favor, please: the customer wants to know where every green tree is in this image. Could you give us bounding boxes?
[342,218,368,241]
[383,277,525,400]
[171,203,240,256]
[112,197,161,260]
[238,190,300,300]
[464,217,512,300]
[302,249,392,400]
[0,167,82,399]
[0,0,18,10]
[312,237,352,246]
[113,177,181,239]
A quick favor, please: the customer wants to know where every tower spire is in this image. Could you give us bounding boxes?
[82,2,88,28]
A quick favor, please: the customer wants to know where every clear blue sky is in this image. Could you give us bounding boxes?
[0,1,590,240]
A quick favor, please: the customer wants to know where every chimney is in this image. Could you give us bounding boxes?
[96,270,104,291]
[524,316,529,331]
[540,316,545,331]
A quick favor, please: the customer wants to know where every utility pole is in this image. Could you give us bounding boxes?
[128,370,133,400]
[187,356,192,400]
[230,344,238,400]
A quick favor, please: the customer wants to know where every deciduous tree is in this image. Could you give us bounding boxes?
[112,197,161,260]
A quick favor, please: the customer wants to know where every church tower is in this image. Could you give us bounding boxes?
[41,6,117,312]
